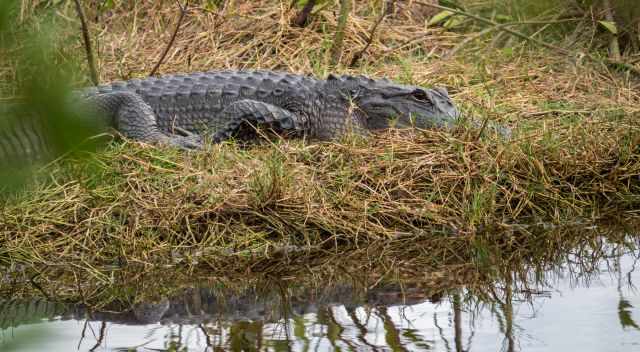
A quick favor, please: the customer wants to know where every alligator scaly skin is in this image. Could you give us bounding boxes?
[1,70,460,162]
[0,284,433,327]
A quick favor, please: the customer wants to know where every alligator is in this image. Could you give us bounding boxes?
[0,283,438,328]
[0,285,444,351]
[0,70,459,163]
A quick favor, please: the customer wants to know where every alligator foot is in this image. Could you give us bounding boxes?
[173,127,204,149]
[158,128,202,149]
[166,133,203,150]
[212,100,304,143]
[89,91,205,150]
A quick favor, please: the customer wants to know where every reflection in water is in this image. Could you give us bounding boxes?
[2,244,640,351]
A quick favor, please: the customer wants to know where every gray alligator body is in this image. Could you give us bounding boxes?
[1,70,460,161]
[1,284,435,328]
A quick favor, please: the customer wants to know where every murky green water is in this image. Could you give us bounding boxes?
[2,244,640,351]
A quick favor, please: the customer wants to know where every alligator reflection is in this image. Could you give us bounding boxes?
[2,240,640,351]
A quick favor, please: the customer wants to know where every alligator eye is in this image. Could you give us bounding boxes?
[412,89,429,101]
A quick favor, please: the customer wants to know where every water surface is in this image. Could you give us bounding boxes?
[2,243,640,351]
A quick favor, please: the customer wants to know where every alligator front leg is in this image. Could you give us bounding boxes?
[84,91,202,149]
[211,100,307,143]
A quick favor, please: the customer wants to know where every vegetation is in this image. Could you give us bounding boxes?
[0,0,639,302]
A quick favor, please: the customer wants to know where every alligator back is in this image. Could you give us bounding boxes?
[81,70,326,134]
[1,69,462,166]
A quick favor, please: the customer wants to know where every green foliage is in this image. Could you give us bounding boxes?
[0,0,104,194]
[428,10,465,29]
[599,20,618,34]
[460,0,639,53]
[428,10,455,26]
[485,0,562,19]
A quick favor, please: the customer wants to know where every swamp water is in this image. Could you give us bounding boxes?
[1,239,640,351]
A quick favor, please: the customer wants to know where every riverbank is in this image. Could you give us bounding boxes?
[1,126,639,281]
[1,0,640,295]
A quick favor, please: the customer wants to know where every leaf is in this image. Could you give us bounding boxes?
[101,0,116,11]
[495,14,513,23]
[598,20,618,35]
[502,47,514,56]
[444,16,465,29]
[428,10,455,26]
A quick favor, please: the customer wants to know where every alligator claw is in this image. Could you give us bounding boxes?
[180,136,203,149]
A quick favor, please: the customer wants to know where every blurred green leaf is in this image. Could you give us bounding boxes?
[495,14,513,22]
[598,20,618,35]
[444,16,465,29]
[101,0,116,10]
[0,1,18,37]
[428,10,455,26]
[0,0,103,195]
[502,47,514,56]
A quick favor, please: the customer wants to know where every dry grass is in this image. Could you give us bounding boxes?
[1,124,639,280]
[1,0,640,298]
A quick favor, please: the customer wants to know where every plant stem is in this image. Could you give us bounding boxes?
[293,0,317,27]
[330,0,351,66]
[72,0,99,85]
[149,0,190,77]
[602,0,621,61]
[350,0,396,67]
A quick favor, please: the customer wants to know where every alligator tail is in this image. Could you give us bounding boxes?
[0,108,53,168]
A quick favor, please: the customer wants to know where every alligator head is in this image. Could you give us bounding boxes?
[329,74,460,130]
